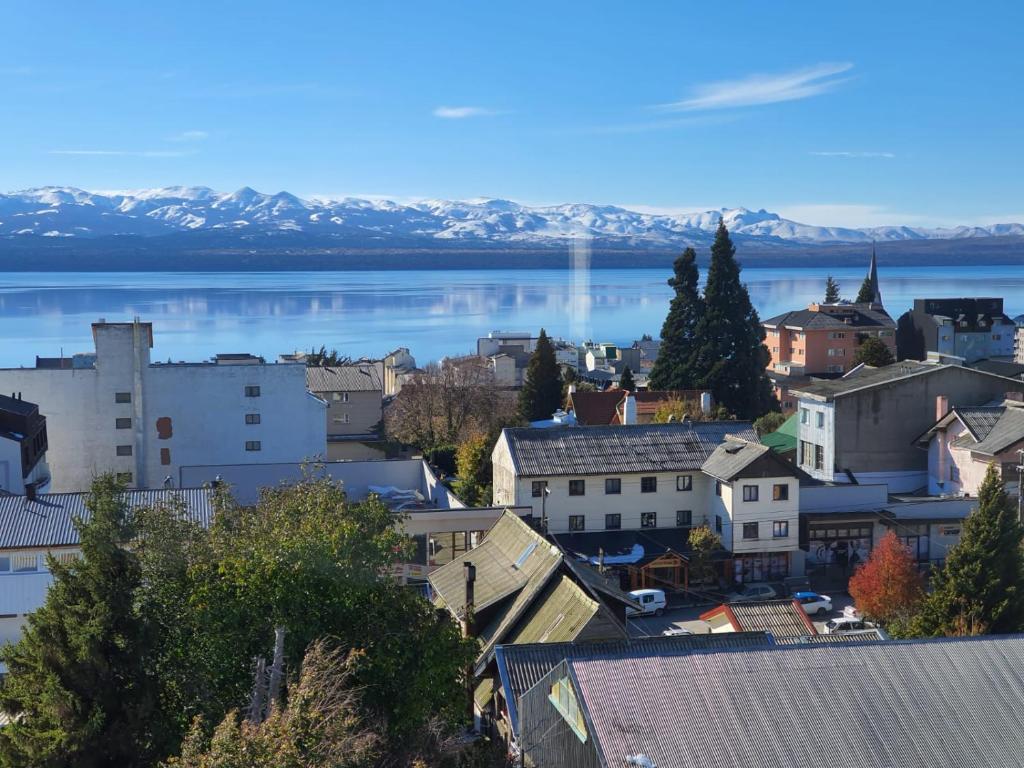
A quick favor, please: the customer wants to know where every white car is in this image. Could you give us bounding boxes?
[662,626,693,637]
[626,588,667,617]
[793,591,833,616]
[726,582,778,602]
[824,616,875,634]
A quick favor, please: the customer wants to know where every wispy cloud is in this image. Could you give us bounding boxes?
[659,62,854,112]
[433,106,504,119]
[811,150,895,159]
[167,130,208,142]
[48,149,196,158]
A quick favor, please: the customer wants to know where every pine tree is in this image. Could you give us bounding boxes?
[618,365,636,391]
[649,248,704,391]
[855,276,875,304]
[824,275,840,303]
[518,329,562,422]
[691,222,776,419]
[913,463,1024,637]
[854,336,896,367]
[0,476,162,768]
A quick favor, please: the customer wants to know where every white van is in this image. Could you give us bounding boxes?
[626,588,667,617]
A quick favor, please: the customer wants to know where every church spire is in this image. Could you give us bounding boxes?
[867,243,881,306]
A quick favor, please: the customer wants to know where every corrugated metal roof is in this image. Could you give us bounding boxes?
[701,439,771,481]
[504,575,599,646]
[0,489,216,549]
[955,405,1004,441]
[702,599,817,638]
[567,635,1024,768]
[503,422,759,477]
[970,406,1024,456]
[305,364,382,393]
[774,629,888,644]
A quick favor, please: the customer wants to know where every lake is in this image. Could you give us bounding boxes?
[1,265,1023,367]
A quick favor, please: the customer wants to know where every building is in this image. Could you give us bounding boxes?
[0,319,326,492]
[381,347,418,396]
[700,598,818,639]
[477,332,578,387]
[793,360,1024,492]
[0,393,49,495]
[630,337,661,371]
[566,388,712,426]
[1016,324,1024,364]
[306,364,385,460]
[517,635,1024,768]
[897,297,1016,363]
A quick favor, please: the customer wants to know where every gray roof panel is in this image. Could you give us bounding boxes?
[305,364,383,393]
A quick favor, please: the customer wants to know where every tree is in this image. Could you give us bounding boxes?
[913,464,1024,637]
[453,430,492,506]
[687,526,721,589]
[848,530,924,625]
[853,336,895,367]
[652,396,703,423]
[649,248,704,391]
[855,276,875,304]
[518,329,562,422]
[306,346,350,367]
[618,365,636,392]
[691,222,777,419]
[824,275,840,303]
[0,476,163,768]
[753,411,787,436]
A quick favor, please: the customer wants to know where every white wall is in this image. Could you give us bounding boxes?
[797,401,836,481]
[723,477,800,555]
[0,438,21,493]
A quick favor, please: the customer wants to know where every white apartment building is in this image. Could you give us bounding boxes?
[0,320,326,492]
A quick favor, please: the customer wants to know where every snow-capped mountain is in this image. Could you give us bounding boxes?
[1,186,1021,246]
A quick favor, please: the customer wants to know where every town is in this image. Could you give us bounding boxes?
[3,223,1024,767]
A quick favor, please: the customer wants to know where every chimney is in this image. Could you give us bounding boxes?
[568,384,576,395]
[461,561,476,638]
[25,482,36,502]
[936,395,949,421]
[623,392,637,425]
[700,391,713,415]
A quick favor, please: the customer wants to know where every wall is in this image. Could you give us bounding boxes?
[796,402,836,482]
[799,482,889,513]
[317,389,382,438]
[725,476,800,555]
[0,438,22,493]
[767,325,896,376]
[0,547,79,646]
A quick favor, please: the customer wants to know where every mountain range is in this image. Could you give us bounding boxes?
[2,186,1023,247]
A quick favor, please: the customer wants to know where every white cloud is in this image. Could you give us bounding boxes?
[48,149,196,158]
[811,150,895,159]
[660,62,854,112]
[168,130,208,142]
[433,106,503,119]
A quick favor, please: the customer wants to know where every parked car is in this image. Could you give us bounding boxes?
[626,588,667,617]
[662,626,693,637]
[793,591,833,616]
[726,582,778,602]
[824,616,875,634]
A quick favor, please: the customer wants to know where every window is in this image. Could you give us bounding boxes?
[676,475,693,491]
[116,444,133,457]
[568,479,585,496]
[245,413,261,425]
[743,522,759,540]
[332,414,351,424]
[605,513,621,530]
[773,521,790,538]
[800,440,813,467]
[641,477,657,493]
[641,512,657,528]
[605,478,621,495]
[993,334,1002,341]
[531,481,547,498]
[331,392,350,402]
[549,677,587,744]
[114,417,132,430]
[676,510,692,527]
[773,483,789,501]
[245,440,262,452]
[244,385,261,397]
[114,392,131,404]
[827,365,845,373]
[800,408,809,424]
[816,411,824,428]
[814,444,825,471]
[715,515,722,533]
[514,542,538,569]
[568,515,585,531]
[116,472,133,484]
[0,555,8,572]
[829,332,846,339]
[715,480,722,496]
[742,485,759,502]
[12,554,37,573]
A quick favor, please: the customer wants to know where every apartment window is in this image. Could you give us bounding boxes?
[641,512,657,529]
[114,392,131,404]
[12,554,37,573]
[116,444,133,457]
[742,485,759,502]
[676,475,693,491]
[772,346,779,354]
[641,477,657,493]
[814,444,825,471]
[773,483,789,501]
[605,513,621,530]
[676,510,692,527]
[116,472,133,484]
[115,417,132,430]
[0,555,9,572]
[332,392,350,402]
[827,348,845,357]
[245,440,262,452]
[743,522,759,540]
[994,334,1002,341]
[568,515,585,532]
[773,521,790,538]
[245,413,261,425]
[531,481,548,498]
[800,408,809,424]
[332,414,351,424]
[816,411,824,428]
[568,479,585,496]
[244,385,261,397]
[829,332,846,339]
[715,480,722,496]
[605,478,621,495]
[826,365,845,373]
[715,515,723,533]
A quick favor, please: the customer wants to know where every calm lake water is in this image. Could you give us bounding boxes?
[1,265,1023,367]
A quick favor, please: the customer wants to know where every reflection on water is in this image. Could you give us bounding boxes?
[0,266,1023,367]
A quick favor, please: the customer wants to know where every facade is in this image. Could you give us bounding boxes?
[566,388,712,426]
[0,320,326,492]
[1016,325,1024,364]
[477,331,578,387]
[306,364,385,460]
[0,393,49,495]
[897,297,1016,363]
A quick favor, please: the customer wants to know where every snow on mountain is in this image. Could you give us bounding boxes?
[0,186,1021,246]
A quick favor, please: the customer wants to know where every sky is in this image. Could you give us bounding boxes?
[2,1,1022,228]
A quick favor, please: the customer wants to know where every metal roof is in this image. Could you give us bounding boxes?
[701,439,774,482]
[763,306,894,331]
[701,599,817,638]
[798,362,1024,402]
[970,406,1024,456]
[565,635,1024,768]
[954,405,1005,441]
[0,394,38,417]
[774,628,888,644]
[502,422,758,477]
[305,364,382,393]
[503,575,599,646]
[0,489,216,549]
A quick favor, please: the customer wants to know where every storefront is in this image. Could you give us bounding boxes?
[806,522,874,570]
[730,551,790,583]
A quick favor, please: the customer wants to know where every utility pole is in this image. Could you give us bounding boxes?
[541,485,551,534]
[1017,449,1024,524]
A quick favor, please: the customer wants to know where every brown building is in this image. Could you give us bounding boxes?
[306,364,385,460]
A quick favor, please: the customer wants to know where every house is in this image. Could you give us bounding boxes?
[566,388,712,426]
[630,337,661,371]
[699,598,817,639]
[306,364,385,460]
[381,347,418,396]
[897,297,1017,363]
[477,332,578,386]
[518,635,1024,768]
[793,360,1024,492]
[0,319,326,492]
[0,393,49,495]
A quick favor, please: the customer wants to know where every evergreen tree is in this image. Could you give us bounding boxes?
[518,329,562,422]
[854,336,896,367]
[913,464,1024,636]
[691,222,776,419]
[618,365,636,392]
[649,248,704,391]
[824,275,840,303]
[0,476,162,768]
[855,275,875,304]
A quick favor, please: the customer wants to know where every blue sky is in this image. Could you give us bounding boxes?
[2,1,1022,227]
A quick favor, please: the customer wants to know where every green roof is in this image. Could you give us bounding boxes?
[760,412,799,454]
[505,576,599,646]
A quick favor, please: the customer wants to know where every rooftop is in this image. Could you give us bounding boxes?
[701,438,796,482]
[700,599,817,638]
[763,304,894,331]
[305,364,383,392]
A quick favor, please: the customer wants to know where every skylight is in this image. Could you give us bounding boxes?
[513,541,537,569]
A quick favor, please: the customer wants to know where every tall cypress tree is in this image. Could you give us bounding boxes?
[0,476,162,768]
[518,328,562,421]
[855,276,875,304]
[618,365,636,392]
[912,463,1024,636]
[691,222,776,419]
[649,247,704,391]
[824,275,840,303]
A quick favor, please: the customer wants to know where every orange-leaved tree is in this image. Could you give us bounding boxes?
[848,529,924,625]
